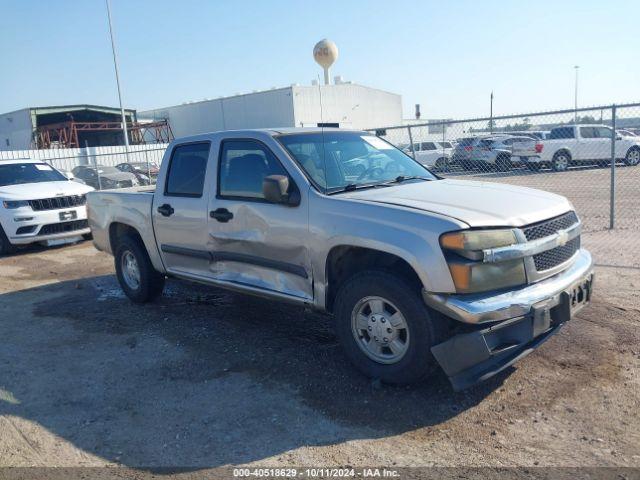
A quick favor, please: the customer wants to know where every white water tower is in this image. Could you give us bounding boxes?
[313,39,339,85]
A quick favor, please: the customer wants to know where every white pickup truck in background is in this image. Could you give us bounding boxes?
[522,124,640,171]
[0,160,94,254]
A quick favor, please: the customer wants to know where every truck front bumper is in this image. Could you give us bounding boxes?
[423,249,594,391]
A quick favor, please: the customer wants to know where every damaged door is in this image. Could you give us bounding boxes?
[207,138,312,302]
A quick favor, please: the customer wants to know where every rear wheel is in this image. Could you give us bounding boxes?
[496,155,512,172]
[333,270,446,384]
[114,235,165,303]
[552,151,571,172]
[624,147,640,166]
[0,225,16,256]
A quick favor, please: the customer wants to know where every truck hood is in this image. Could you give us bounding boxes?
[339,179,573,227]
[0,181,94,200]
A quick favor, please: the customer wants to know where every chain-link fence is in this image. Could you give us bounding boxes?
[0,143,167,190]
[368,103,640,268]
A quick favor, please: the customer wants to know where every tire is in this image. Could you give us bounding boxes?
[333,270,447,385]
[552,151,571,172]
[624,147,640,166]
[0,225,16,256]
[526,162,541,171]
[496,155,512,172]
[434,157,448,171]
[114,235,165,303]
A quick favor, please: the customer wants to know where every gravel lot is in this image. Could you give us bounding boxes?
[0,240,638,470]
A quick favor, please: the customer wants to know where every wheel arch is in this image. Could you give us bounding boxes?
[324,245,424,314]
[108,221,165,273]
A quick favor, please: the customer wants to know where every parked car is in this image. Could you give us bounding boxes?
[617,129,637,137]
[450,136,485,166]
[72,165,140,190]
[87,128,594,391]
[406,141,453,170]
[505,131,550,140]
[0,160,93,254]
[523,124,640,171]
[60,169,87,185]
[470,135,542,171]
[117,161,160,178]
[115,163,152,185]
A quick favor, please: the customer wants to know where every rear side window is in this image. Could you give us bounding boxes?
[550,127,575,139]
[421,142,437,150]
[165,142,210,197]
[218,139,288,200]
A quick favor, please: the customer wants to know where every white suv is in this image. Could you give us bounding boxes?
[405,141,453,170]
[0,160,94,255]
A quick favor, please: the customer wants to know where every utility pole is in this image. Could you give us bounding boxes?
[105,0,130,161]
[574,65,579,123]
[489,91,494,133]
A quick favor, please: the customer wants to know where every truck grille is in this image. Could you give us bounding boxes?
[522,211,578,241]
[39,220,88,236]
[29,195,86,211]
[522,211,580,272]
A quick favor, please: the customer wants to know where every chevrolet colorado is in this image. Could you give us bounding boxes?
[87,128,594,390]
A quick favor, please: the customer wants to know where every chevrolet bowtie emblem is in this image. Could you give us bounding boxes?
[557,230,569,246]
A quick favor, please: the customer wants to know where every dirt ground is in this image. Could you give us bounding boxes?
[0,240,638,470]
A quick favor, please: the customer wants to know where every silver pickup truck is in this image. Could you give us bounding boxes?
[87,128,594,391]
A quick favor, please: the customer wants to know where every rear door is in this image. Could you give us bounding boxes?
[578,126,610,160]
[207,137,313,301]
[152,141,213,279]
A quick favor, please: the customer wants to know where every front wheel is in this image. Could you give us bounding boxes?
[0,225,16,256]
[624,147,640,166]
[114,236,165,303]
[333,270,446,384]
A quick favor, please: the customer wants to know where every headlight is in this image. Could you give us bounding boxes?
[440,229,526,293]
[2,200,30,209]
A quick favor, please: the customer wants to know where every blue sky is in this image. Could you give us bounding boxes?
[1,0,638,119]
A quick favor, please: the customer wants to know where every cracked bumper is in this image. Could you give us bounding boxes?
[424,249,594,391]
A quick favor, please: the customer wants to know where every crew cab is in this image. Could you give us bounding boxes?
[523,124,640,171]
[87,128,594,391]
[0,160,94,255]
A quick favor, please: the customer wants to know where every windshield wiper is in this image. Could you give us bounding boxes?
[328,182,392,195]
[385,175,433,184]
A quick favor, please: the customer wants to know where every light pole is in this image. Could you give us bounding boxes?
[489,91,494,133]
[574,65,579,123]
[105,0,130,161]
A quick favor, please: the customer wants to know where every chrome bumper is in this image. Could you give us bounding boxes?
[422,249,594,324]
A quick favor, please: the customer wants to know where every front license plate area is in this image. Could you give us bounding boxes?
[551,274,594,326]
[59,210,77,221]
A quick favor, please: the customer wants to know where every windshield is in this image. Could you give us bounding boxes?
[0,163,67,187]
[277,131,436,193]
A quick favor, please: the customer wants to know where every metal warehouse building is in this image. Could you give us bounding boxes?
[139,82,402,137]
[0,104,173,151]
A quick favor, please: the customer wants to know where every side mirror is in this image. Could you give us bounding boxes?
[262,175,300,206]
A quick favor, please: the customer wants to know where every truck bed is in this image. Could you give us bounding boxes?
[87,188,159,262]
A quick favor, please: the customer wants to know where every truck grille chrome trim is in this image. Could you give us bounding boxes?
[423,249,593,324]
[482,221,581,263]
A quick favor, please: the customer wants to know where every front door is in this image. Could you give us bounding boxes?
[152,141,213,279]
[207,138,313,301]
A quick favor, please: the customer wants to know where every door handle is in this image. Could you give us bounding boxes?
[157,203,174,217]
[210,208,234,223]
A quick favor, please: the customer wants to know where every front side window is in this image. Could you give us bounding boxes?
[439,142,453,148]
[580,127,597,139]
[165,142,210,197]
[421,142,437,151]
[0,163,67,187]
[218,140,288,199]
[278,132,436,193]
